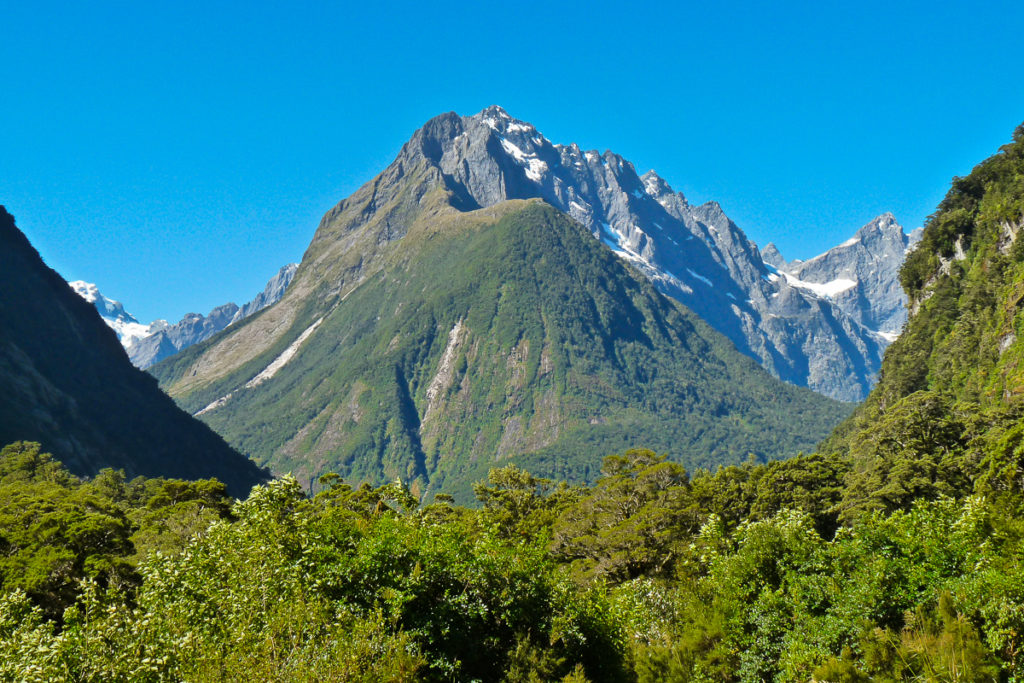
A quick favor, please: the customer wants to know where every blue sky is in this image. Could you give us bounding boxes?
[3,1,1024,323]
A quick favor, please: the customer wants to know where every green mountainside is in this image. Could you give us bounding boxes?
[0,207,267,497]
[154,198,848,500]
[820,124,1024,520]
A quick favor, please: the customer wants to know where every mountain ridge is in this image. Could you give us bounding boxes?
[0,206,268,496]
[351,105,909,400]
[71,264,298,368]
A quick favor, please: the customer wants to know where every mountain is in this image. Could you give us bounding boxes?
[67,280,167,348]
[295,105,900,401]
[821,123,1024,519]
[0,206,267,497]
[71,264,298,368]
[128,303,240,368]
[768,214,924,341]
[150,125,850,500]
[129,263,298,367]
[230,263,299,324]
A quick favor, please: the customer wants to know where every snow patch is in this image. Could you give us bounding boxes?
[68,280,153,350]
[643,175,661,196]
[500,138,548,182]
[781,272,857,298]
[686,268,713,287]
[659,271,694,295]
[69,280,100,304]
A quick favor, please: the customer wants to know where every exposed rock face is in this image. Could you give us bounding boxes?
[230,264,299,324]
[777,214,924,341]
[70,264,299,369]
[374,106,911,400]
[129,303,240,368]
[0,206,267,496]
[760,243,787,269]
[129,264,299,368]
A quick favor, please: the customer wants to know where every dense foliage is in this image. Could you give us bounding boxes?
[3,442,1024,681]
[825,123,1024,524]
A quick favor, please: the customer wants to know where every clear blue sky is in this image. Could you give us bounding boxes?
[3,1,1024,323]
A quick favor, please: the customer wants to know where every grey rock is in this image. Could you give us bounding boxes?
[231,264,299,324]
[760,243,786,269]
[126,263,299,368]
[782,213,922,339]
[374,106,905,400]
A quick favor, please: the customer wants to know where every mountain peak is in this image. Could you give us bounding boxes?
[479,104,512,120]
[68,280,100,304]
[857,212,901,237]
[312,108,907,401]
[760,243,786,269]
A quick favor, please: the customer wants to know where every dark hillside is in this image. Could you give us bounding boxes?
[0,207,267,497]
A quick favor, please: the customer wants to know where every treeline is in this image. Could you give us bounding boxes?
[1,441,1021,681]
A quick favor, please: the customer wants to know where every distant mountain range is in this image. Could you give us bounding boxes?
[70,264,298,368]
[149,109,854,499]
[0,206,267,496]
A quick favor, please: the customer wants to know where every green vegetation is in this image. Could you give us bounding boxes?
[4,442,1024,681]
[153,200,849,501]
[823,122,1024,522]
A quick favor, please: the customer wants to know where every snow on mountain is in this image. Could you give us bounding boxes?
[67,281,166,349]
[68,263,298,369]
[408,105,918,400]
[771,213,923,339]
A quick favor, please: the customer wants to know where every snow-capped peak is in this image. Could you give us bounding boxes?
[68,280,101,304]
[68,280,154,349]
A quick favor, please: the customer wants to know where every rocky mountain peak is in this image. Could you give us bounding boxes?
[640,170,677,200]
[308,106,913,401]
[760,243,786,269]
[781,213,919,340]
